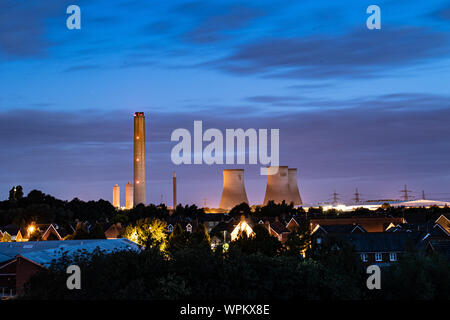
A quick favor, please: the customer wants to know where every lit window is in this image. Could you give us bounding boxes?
[136,181,140,184]
[136,158,140,162]
[316,237,322,244]
[361,253,368,262]
[375,253,382,262]
[390,252,397,261]
[186,224,192,233]
[136,136,140,139]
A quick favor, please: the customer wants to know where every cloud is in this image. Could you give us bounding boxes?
[0,0,81,59]
[432,4,450,21]
[63,64,101,72]
[182,5,265,44]
[206,27,450,79]
[1,92,450,203]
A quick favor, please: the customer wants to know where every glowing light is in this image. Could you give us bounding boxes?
[231,221,254,241]
[128,229,139,244]
[27,225,35,236]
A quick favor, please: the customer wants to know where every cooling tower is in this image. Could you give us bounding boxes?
[288,168,302,205]
[126,182,133,209]
[263,166,290,205]
[113,184,120,208]
[134,112,146,206]
[219,169,249,209]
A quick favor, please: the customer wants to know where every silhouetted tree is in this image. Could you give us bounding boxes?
[89,223,106,239]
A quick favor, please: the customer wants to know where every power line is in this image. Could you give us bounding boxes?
[400,185,412,201]
[330,191,340,204]
[352,188,361,203]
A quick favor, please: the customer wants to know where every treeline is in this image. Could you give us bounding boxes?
[0,186,204,228]
[22,227,450,300]
[2,186,449,229]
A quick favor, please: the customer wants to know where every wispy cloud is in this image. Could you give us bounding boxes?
[205,27,450,79]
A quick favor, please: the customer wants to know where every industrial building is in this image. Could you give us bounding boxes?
[134,112,146,206]
[288,168,302,205]
[219,169,249,210]
[263,166,302,205]
[113,184,120,208]
[125,182,133,209]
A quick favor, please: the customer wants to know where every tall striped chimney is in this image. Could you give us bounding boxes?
[173,171,177,210]
[134,112,146,206]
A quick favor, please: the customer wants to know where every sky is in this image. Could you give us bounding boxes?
[1,0,450,207]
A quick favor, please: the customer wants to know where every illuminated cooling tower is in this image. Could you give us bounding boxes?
[219,169,249,209]
[263,166,290,205]
[125,182,133,209]
[113,184,120,208]
[288,168,303,205]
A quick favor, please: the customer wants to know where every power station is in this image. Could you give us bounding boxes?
[288,168,302,205]
[263,166,290,205]
[113,184,120,208]
[111,113,304,211]
[219,169,249,209]
[126,182,133,209]
[134,112,146,206]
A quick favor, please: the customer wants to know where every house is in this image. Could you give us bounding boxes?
[40,224,69,241]
[104,223,123,239]
[286,216,306,231]
[0,239,141,297]
[311,224,366,247]
[310,217,405,233]
[1,225,24,242]
[199,213,227,232]
[268,219,290,243]
[330,232,425,266]
[386,221,449,239]
[209,218,236,246]
[230,216,255,241]
[435,214,450,234]
[425,239,450,259]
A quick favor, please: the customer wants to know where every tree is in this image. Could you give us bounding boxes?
[190,223,211,248]
[381,253,450,300]
[284,218,310,257]
[167,224,189,253]
[68,222,90,240]
[27,190,45,203]
[89,223,106,239]
[229,202,251,217]
[29,229,43,241]
[9,185,23,202]
[1,233,11,242]
[122,218,167,251]
[230,224,282,256]
[283,229,309,257]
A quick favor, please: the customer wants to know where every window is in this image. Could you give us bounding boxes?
[186,224,192,233]
[167,225,173,233]
[316,237,322,244]
[375,253,382,262]
[361,253,368,262]
[390,252,397,261]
